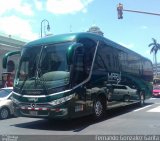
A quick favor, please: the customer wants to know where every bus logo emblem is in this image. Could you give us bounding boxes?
[31,103,36,108]
[28,97,38,102]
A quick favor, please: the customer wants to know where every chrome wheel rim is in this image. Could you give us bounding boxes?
[1,108,9,119]
[94,101,103,117]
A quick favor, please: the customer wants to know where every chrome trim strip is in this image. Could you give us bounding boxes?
[20,111,49,117]
[13,89,72,98]
[12,91,21,96]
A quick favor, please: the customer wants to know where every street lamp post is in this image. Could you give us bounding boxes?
[41,19,50,38]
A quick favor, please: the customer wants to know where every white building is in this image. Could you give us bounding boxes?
[153,63,160,78]
[0,34,26,86]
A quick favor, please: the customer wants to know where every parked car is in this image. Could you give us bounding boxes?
[0,87,13,119]
[153,86,160,97]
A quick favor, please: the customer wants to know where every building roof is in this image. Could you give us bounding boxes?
[0,34,26,51]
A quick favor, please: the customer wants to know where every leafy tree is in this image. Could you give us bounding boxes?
[148,38,160,76]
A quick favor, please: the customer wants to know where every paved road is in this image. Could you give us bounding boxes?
[1,98,160,140]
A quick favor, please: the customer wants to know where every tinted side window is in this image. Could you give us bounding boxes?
[72,38,96,85]
[93,42,120,72]
[78,38,96,72]
[119,51,128,72]
[72,47,85,84]
[127,53,141,75]
[142,59,153,81]
[119,51,142,75]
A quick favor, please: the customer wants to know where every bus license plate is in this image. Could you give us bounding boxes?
[29,111,38,116]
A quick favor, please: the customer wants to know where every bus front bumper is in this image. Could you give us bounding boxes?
[13,103,69,119]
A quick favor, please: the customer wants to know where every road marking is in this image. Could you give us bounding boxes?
[133,105,152,112]
[155,103,160,104]
[149,98,156,100]
[147,106,160,112]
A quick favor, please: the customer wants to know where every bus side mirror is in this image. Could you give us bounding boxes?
[3,51,21,69]
[67,43,83,65]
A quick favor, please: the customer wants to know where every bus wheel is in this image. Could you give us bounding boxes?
[93,97,106,120]
[139,91,145,107]
[0,107,10,119]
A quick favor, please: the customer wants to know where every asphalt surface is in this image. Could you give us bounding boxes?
[1,98,160,141]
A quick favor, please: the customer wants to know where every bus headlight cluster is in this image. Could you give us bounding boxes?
[49,94,75,106]
[11,96,20,104]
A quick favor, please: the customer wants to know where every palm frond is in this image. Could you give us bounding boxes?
[148,43,154,47]
[149,38,160,55]
[152,38,157,44]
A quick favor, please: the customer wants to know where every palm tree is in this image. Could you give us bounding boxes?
[148,38,160,76]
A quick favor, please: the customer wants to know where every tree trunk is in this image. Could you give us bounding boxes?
[155,51,158,77]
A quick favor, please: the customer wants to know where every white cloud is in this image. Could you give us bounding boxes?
[0,0,34,16]
[0,16,38,41]
[119,42,134,49]
[35,0,43,11]
[46,0,93,14]
[17,3,34,16]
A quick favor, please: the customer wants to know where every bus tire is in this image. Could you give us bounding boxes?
[93,97,106,120]
[138,91,145,107]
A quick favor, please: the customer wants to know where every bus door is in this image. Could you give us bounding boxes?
[67,39,96,116]
[72,46,87,115]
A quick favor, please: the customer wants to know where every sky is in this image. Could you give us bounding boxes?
[0,0,160,63]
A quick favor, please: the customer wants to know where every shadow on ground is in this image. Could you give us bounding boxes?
[12,102,154,132]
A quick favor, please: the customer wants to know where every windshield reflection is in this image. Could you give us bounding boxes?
[15,42,73,90]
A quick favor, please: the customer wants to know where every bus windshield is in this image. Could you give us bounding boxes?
[14,42,73,90]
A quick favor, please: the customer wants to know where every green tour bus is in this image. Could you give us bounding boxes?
[7,32,153,119]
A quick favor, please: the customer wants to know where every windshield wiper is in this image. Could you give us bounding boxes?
[20,74,28,93]
[35,46,48,95]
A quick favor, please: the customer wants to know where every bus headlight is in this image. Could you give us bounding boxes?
[11,96,20,104]
[49,94,75,106]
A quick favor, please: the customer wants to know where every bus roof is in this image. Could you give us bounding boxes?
[25,32,101,47]
[24,32,151,62]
